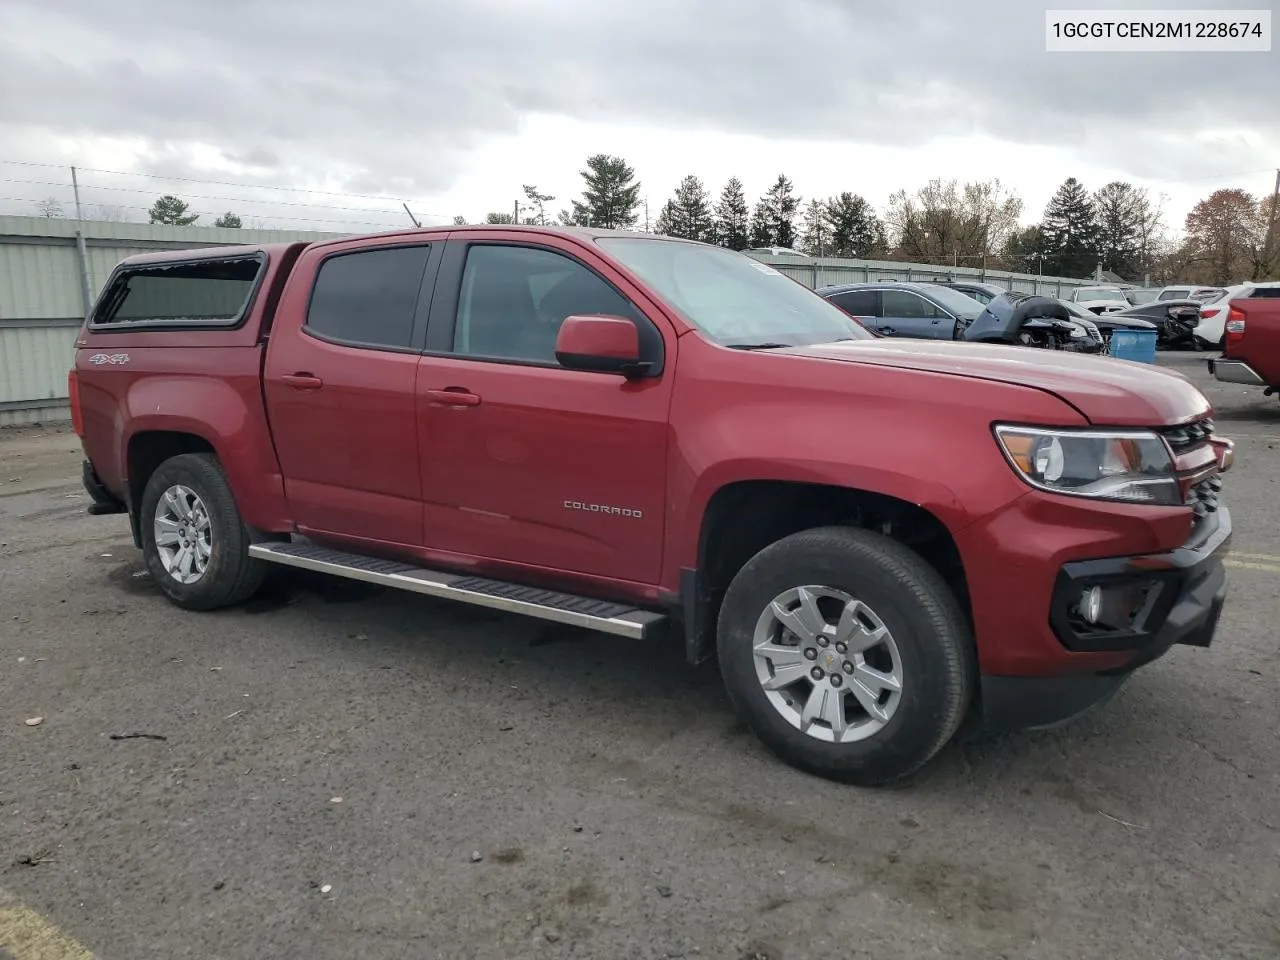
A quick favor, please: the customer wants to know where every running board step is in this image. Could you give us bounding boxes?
[247,542,668,639]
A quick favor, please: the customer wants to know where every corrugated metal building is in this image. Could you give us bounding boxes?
[0,216,341,426]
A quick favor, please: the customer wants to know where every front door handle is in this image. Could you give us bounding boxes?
[426,388,481,407]
[282,373,324,390]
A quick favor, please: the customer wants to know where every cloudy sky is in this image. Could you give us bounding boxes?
[0,0,1275,236]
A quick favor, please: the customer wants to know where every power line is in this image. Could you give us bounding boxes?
[0,157,451,208]
[0,176,419,216]
[0,197,406,229]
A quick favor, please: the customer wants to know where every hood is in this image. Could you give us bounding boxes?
[776,339,1210,426]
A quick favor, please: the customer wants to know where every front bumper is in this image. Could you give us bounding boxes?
[980,504,1230,732]
[1208,358,1265,386]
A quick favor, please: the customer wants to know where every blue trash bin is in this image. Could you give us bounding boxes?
[1109,329,1157,363]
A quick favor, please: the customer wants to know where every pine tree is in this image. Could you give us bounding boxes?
[1041,178,1100,277]
[1092,182,1150,280]
[568,154,641,229]
[654,175,712,241]
[214,212,242,228]
[149,195,199,225]
[521,184,555,225]
[800,199,829,256]
[712,177,750,250]
[824,192,883,258]
[751,175,801,248]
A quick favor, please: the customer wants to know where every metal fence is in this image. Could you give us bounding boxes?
[0,216,345,426]
[746,252,1093,298]
[0,218,1096,426]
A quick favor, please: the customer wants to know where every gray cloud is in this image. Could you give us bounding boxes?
[0,0,1275,221]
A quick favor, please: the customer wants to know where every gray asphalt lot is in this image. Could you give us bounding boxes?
[1,352,1278,960]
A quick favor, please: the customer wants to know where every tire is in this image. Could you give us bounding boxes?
[716,526,975,786]
[139,453,266,611]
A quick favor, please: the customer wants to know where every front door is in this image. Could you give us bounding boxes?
[878,289,954,339]
[415,236,672,586]
[263,241,438,547]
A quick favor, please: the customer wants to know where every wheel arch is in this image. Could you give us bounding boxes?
[681,479,971,665]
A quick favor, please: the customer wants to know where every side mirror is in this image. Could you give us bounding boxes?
[554,315,649,377]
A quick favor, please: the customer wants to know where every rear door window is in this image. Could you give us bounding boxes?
[91,255,263,328]
[305,245,432,350]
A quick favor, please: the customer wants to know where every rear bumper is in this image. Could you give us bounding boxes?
[979,505,1230,732]
[1208,357,1264,386]
[82,459,127,515]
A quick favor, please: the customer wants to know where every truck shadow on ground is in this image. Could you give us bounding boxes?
[102,555,1251,803]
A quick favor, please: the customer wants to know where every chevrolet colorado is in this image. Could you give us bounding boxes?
[70,226,1235,785]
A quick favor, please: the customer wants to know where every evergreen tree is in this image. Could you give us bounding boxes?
[751,175,801,248]
[1040,177,1100,277]
[1002,225,1049,273]
[566,154,641,229]
[800,199,829,256]
[712,177,750,249]
[654,175,712,241]
[148,195,199,225]
[213,212,242,228]
[485,211,515,224]
[1092,182,1150,280]
[824,192,883,258]
[521,184,555,225]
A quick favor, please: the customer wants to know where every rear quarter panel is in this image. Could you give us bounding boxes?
[1229,298,1280,385]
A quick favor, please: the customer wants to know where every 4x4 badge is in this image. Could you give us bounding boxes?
[88,353,130,365]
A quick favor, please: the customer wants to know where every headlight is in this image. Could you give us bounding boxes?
[994,425,1180,505]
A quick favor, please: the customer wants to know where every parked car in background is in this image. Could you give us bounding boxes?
[1057,298,1158,354]
[1196,282,1280,349]
[1208,292,1280,397]
[1123,288,1161,306]
[817,281,985,339]
[930,280,1007,304]
[1069,286,1130,314]
[1111,299,1204,349]
[819,282,1099,351]
[1159,285,1224,303]
[745,246,808,258]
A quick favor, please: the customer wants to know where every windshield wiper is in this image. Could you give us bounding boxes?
[725,342,792,350]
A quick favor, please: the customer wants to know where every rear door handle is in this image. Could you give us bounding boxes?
[282,373,324,390]
[426,388,481,407]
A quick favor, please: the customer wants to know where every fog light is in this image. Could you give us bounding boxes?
[1081,585,1103,624]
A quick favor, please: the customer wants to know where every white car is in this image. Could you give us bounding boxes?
[1196,281,1280,348]
[1069,286,1130,314]
[1158,284,1225,303]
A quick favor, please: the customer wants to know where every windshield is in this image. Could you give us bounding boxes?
[596,238,873,346]
[1058,298,1094,319]
[1124,289,1158,304]
[916,284,986,318]
[1076,287,1125,300]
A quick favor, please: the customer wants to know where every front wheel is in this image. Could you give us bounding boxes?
[139,453,266,611]
[716,527,975,785]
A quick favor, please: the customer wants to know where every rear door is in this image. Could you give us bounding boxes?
[878,289,953,339]
[413,232,674,586]
[263,238,443,547]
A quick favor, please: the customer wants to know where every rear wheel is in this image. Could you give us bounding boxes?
[139,453,266,610]
[716,527,975,785]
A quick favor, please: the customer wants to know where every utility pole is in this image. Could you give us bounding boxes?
[513,200,519,225]
[70,166,93,321]
[644,197,649,233]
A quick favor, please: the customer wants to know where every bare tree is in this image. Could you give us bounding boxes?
[35,197,64,218]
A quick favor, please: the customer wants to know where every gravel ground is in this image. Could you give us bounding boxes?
[1,353,1278,960]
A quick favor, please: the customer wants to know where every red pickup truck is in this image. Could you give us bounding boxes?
[70,225,1235,785]
[1209,290,1280,397]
